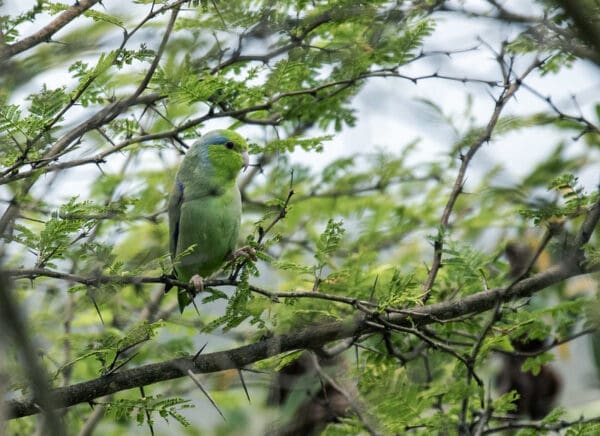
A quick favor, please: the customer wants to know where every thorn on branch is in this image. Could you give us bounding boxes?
[105,352,139,376]
[238,369,251,403]
[368,275,378,302]
[193,343,208,362]
[186,369,227,421]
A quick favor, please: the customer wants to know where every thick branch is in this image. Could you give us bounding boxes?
[5,255,592,419]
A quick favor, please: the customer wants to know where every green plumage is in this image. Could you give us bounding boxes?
[168,129,249,311]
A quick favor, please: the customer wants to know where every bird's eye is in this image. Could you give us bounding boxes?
[224,141,234,149]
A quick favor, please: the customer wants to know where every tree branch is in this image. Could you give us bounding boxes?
[483,414,600,434]
[421,55,546,299]
[0,0,103,61]
[0,272,64,433]
[5,249,597,419]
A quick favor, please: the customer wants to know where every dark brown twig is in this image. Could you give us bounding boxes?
[421,55,546,300]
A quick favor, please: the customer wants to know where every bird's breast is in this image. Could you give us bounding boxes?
[174,186,241,280]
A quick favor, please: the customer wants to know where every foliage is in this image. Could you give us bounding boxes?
[104,395,193,428]
[1,0,600,435]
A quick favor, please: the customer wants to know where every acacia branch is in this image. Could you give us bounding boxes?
[493,327,598,357]
[1,8,505,194]
[460,301,502,430]
[0,94,160,234]
[0,0,190,180]
[5,250,597,419]
[0,68,505,188]
[4,268,379,309]
[483,414,600,434]
[0,1,188,236]
[131,5,180,100]
[0,0,102,61]
[421,56,545,298]
[440,1,600,64]
[519,81,600,137]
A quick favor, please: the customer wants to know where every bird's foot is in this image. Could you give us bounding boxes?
[190,274,204,294]
[231,245,257,261]
[177,275,203,314]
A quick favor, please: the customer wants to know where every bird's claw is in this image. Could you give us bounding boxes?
[190,274,204,294]
[178,275,203,316]
[231,245,257,261]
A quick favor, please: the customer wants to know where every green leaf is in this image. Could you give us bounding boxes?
[314,218,345,268]
[83,9,124,27]
[541,406,567,424]
[492,390,519,414]
[521,352,554,376]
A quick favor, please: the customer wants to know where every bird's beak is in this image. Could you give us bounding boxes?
[242,150,249,172]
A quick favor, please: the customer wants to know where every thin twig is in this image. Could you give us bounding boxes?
[482,414,600,434]
[459,300,503,431]
[421,55,546,300]
[493,327,597,357]
[131,5,180,99]
[139,386,155,436]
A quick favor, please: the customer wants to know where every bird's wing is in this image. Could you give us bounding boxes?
[168,179,184,259]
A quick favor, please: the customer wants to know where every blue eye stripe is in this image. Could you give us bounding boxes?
[200,132,228,145]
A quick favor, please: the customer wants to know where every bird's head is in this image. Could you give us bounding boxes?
[193,129,249,182]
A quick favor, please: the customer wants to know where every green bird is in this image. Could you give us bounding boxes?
[168,129,250,312]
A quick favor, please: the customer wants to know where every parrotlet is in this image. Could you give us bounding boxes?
[168,129,250,311]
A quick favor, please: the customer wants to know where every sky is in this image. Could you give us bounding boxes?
[3,0,599,196]
[289,7,600,190]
